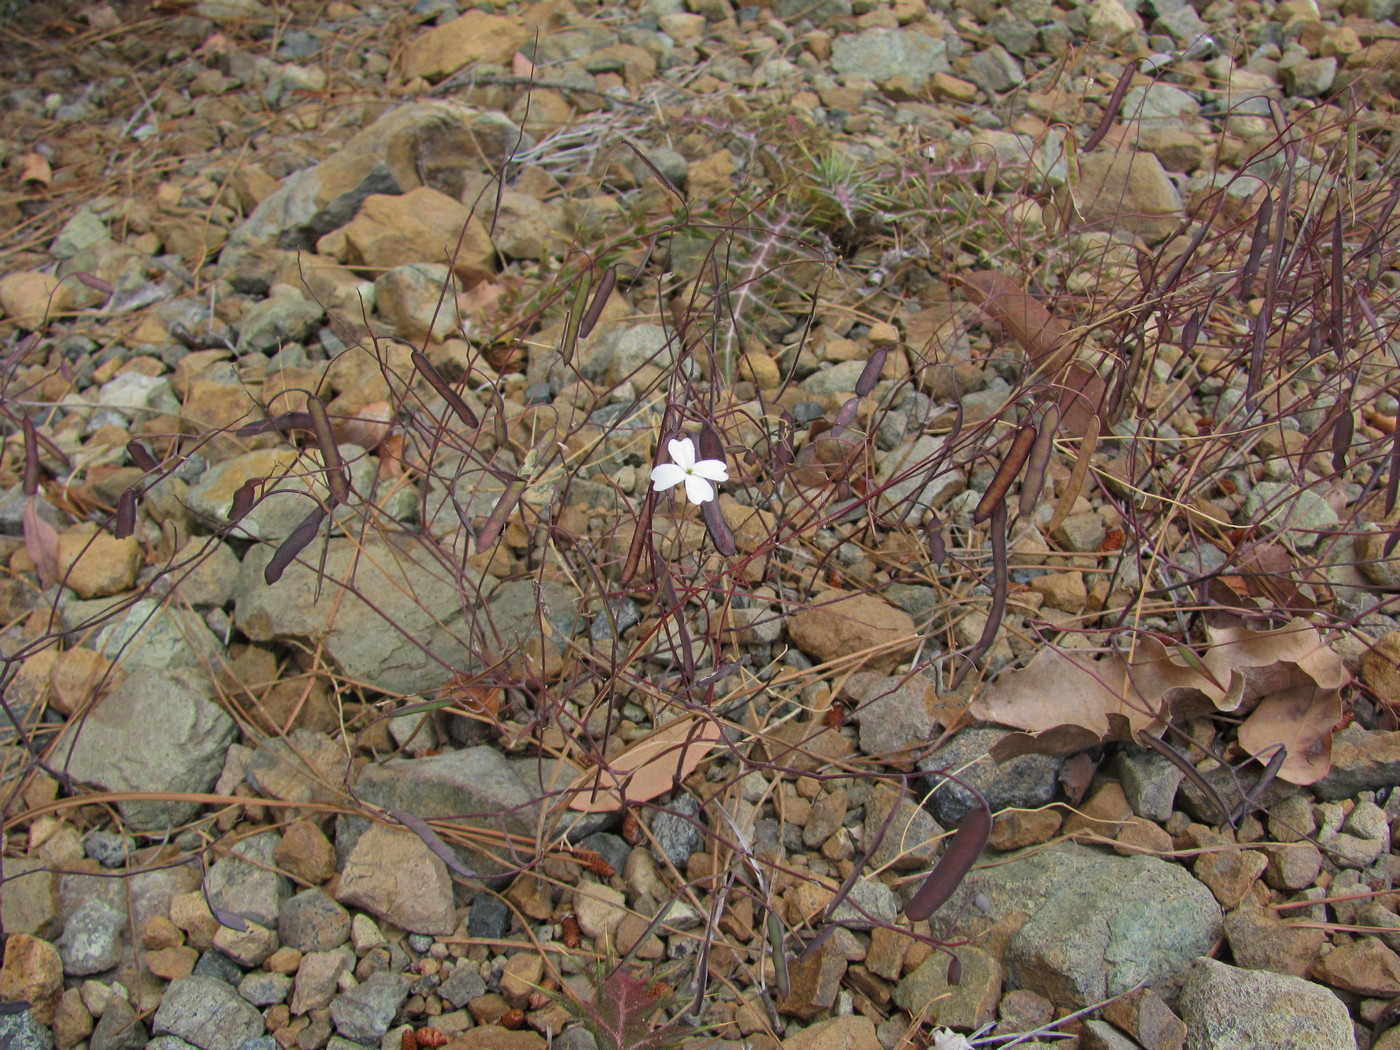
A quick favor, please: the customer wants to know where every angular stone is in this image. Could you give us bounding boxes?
[57,526,142,599]
[1101,986,1185,1050]
[57,898,126,976]
[1178,957,1353,1050]
[842,672,937,760]
[0,934,63,1024]
[329,971,410,1043]
[787,589,918,674]
[1073,151,1183,244]
[205,831,291,929]
[151,975,265,1050]
[335,824,456,935]
[1223,905,1324,979]
[778,935,846,1021]
[234,535,488,697]
[375,262,457,344]
[327,187,495,281]
[51,668,235,830]
[399,10,529,82]
[1312,937,1400,996]
[0,271,70,329]
[781,1014,881,1050]
[893,947,1000,1030]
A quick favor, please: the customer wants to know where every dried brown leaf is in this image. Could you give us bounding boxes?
[23,496,60,588]
[1237,683,1341,785]
[566,715,724,812]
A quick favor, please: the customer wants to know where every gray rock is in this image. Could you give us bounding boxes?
[92,997,148,1050]
[1121,83,1201,121]
[930,844,1220,1009]
[237,970,292,1006]
[76,597,223,677]
[222,101,500,261]
[799,360,866,398]
[486,578,584,673]
[348,746,540,876]
[1244,481,1339,551]
[962,45,1023,94]
[234,535,489,696]
[1112,747,1184,821]
[279,889,351,952]
[1176,957,1356,1049]
[194,949,245,985]
[50,667,235,830]
[843,673,938,759]
[0,1008,50,1050]
[234,289,323,352]
[205,830,291,929]
[152,976,265,1050]
[988,10,1039,54]
[1313,727,1400,800]
[58,898,126,976]
[920,728,1061,825]
[329,971,411,1043]
[651,792,703,869]
[875,434,965,520]
[865,783,943,871]
[466,895,510,941]
[291,947,355,1014]
[439,961,487,1007]
[831,28,950,89]
[375,262,456,344]
[52,209,111,259]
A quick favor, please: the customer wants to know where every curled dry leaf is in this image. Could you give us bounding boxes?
[566,714,724,812]
[20,152,52,187]
[973,617,1348,784]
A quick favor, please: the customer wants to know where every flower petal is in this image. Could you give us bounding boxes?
[651,464,686,491]
[691,458,729,482]
[667,437,696,469]
[683,474,716,504]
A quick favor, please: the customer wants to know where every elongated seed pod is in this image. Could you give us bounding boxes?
[1047,414,1099,537]
[113,488,137,540]
[412,350,480,429]
[702,499,736,555]
[127,440,159,472]
[855,345,889,397]
[1019,405,1059,517]
[973,422,1037,524]
[945,954,963,987]
[22,417,39,496]
[264,505,326,584]
[1082,62,1134,152]
[1239,194,1274,299]
[1332,408,1354,474]
[230,478,259,523]
[579,266,616,340]
[307,396,350,505]
[903,802,991,921]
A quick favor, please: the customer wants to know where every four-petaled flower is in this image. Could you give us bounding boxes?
[650,436,728,505]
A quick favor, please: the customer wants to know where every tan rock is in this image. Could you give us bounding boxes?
[336,824,457,934]
[1193,845,1267,910]
[57,525,142,599]
[1312,937,1400,996]
[1102,986,1185,1050]
[499,952,543,1007]
[0,271,70,330]
[1224,905,1324,978]
[1074,150,1183,244]
[375,262,458,344]
[170,889,222,951]
[787,589,918,673]
[1113,816,1174,856]
[53,987,93,1049]
[779,935,846,1020]
[0,858,58,937]
[0,933,63,1023]
[213,919,278,967]
[50,647,118,717]
[1063,782,1132,838]
[893,946,1001,1030]
[329,187,495,281]
[782,1014,881,1050]
[145,944,198,980]
[398,10,529,82]
[274,818,337,886]
[572,879,627,942]
[141,915,185,950]
[445,1027,545,1050]
[990,807,1064,850]
[1362,632,1400,704]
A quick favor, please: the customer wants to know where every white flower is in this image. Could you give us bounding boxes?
[650,436,728,505]
[930,1029,974,1050]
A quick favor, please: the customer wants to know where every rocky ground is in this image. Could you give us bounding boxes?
[3,0,1400,1047]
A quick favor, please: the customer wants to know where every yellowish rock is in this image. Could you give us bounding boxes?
[0,271,70,330]
[398,10,528,82]
[57,524,142,599]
